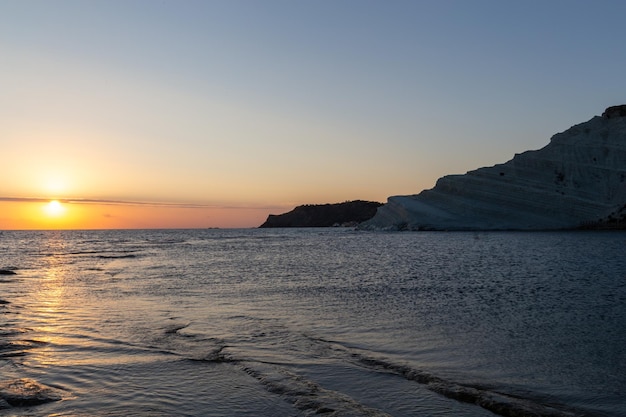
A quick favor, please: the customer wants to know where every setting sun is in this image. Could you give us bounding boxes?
[43,200,66,217]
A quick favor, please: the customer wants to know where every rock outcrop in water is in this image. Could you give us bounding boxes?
[360,106,626,231]
[260,200,382,228]
[0,379,63,409]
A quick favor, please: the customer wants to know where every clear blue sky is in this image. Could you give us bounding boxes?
[1,0,625,227]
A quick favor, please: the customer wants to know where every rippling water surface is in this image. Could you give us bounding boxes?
[1,229,625,416]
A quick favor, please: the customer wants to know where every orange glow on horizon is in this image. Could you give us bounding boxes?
[0,201,278,230]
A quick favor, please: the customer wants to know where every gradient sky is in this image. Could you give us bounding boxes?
[2,0,625,229]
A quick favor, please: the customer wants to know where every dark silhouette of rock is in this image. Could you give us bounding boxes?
[602,104,626,119]
[0,270,16,275]
[260,200,382,228]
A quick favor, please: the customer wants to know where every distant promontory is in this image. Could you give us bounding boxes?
[259,200,382,228]
[359,105,626,231]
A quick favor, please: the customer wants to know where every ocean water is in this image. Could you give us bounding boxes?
[1,228,625,417]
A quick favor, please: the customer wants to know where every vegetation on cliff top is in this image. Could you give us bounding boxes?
[259,200,382,228]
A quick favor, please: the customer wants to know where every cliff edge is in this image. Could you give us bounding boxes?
[260,200,382,228]
[360,106,626,231]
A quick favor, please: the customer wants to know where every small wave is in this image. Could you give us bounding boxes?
[186,345,230,363]
[36,250,141,259]
[68,250,104,255]
[0,328,30,337]
[97,254,138,259]
[0,269,17,275]
[163,323,190,335]
[240,361,392,417]
[300,335,586,417]
[0,339,48,359]
[147,238,187,245]
[346,349,584,417]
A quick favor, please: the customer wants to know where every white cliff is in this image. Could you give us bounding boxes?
[360,106,626,231]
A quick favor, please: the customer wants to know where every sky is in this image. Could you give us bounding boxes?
[1,0,625,229]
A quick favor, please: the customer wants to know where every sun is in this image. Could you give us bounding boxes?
[44,200,66,217]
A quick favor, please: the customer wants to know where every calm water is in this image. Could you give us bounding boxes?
[1,229,625,416]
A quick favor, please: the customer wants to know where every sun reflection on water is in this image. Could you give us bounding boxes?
[40,236,68,307]
[30,233,73,366]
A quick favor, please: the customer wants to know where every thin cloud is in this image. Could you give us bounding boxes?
[0,197,51,203]
[0,196,287,210]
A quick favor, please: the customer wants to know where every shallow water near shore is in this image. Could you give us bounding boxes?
[1,228,625,416]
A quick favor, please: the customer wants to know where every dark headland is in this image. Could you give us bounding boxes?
[259,200,382,228]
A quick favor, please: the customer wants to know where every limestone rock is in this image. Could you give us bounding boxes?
[360,107,626,231]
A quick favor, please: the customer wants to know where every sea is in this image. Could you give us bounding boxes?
[0,228,625,417]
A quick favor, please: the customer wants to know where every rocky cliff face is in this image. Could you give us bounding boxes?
[360,106,626,231]
[260,200,382,228]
